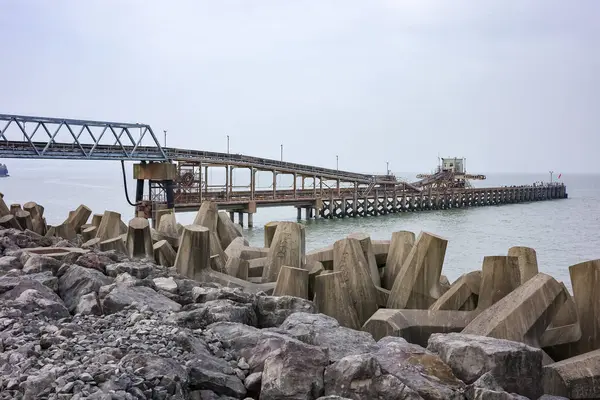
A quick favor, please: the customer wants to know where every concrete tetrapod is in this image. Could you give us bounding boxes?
[314,271,361,330]
[54,221,77,241]
[82,226,97,242]
[209,231,228,273]
[273,265,309,299]
[10,204,22,215]
[462,273,566,347]
[382,231,415,290]
[347,232,381,287]
[96,211,123,241]
[542,349,600,399]
[264,221,279,248]
[262,221,305,283]
[372,239,391,267]
[23,201,41,219]
[99,236,127,254]
[333,237,378,326]
[363,309,475,345]
[153,239,177,268]
[306,246,334,270]
[15,210,34,232]
[175,224,210,280]
[193,201,218,232]
[224,256,249,280]
[508,246,539,284]
[308,261,325,300]
[68,204,92,233]
[82,238,101,249]
[217,212,242,250]
[387,231,448,310]
[157,212,179,248]
[91,214,103,228]
[0,195,9,217]
[0,214,22,230]
[429,271,481,311]
[125,218,154,259]
[476,255,521,311]
[541,282,582,361]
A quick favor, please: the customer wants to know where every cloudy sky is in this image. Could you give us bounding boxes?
[1,1,598,174]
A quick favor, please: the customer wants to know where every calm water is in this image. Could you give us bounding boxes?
[2,159,599,288]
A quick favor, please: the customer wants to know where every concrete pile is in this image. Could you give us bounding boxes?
[0,196,598,399]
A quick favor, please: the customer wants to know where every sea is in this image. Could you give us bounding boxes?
[2,159,599,290]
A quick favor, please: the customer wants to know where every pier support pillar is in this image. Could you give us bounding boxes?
[229,211,235,223]
[237,212,244,227]
[247,213,254,228]
[297,207,302,220]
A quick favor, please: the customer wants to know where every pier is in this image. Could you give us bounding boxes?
[0,113,567,227]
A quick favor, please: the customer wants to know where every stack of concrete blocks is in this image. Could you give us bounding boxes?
[0,196,48,236]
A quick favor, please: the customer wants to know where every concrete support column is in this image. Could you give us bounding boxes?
[250,168,255,200]
[238,212,244,227]
[229,211,235,223]
[297,207,302,220]
[293,173,297,199]
[225,165,230,201]
[272,171,277,199]
[248,213,254,228]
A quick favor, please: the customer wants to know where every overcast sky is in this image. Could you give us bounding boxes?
[1,1,598,174]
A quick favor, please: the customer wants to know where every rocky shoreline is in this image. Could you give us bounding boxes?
[0,195,598,399]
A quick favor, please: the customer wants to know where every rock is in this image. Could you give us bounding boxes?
[187,354,247,398]
[324,354,423,400]
[254,295,315,328]
[58,264,113,312]
[119,352,188,384]
[174,299,257,329]
[7,287,70,319]
[276,313,379,362]
[373,336,465,400]
[100,284,182,314]
[75,292,102,315]
[153,276,178,293]
[244,371,262,393]
[105,260,154,279]
[465,372,530,400]
[260,339,329,400]
[192,285,256,304]
[75,252,115,274]
[22,271,58,292]
[22,370,56,398]
[427,333,543,399]
[0,255,21,271]
[22,254,61,274]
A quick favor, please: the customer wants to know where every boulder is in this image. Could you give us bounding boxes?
[105,260,154,279]
[324,354,423,400]
[261,339,329,400]
[0,255,22,271]
[153,276,178,293]
[173,299,257,329]
[75,291,102,315]
[373,336,465,400]
[22,254,61,275]
[427,333,543,399]
[276,313,379,363]
[465,372,530,400]
[382,231,415,290]
[22,271,58,292]
[387,232,447,309]
[191,285,256,304]
[187,354,247,399]
[0,278,69,319]
[100,284,182,314]
[255,295,315,328]
[75,252,116,274]
[542,349,600,399]
[58,264,113,312]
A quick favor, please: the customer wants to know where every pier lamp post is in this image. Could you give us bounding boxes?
[164,130,167,147]
[280,144,283,161]
[549,171,554,184]
[336,155,339,170]
[386,161,389,175]
[227,135,230,154]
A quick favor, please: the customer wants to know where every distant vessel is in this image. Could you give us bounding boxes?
[0,163,8,177]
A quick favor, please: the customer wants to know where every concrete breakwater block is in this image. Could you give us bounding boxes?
[209,231,228,274]
[193,201,218,232]
[217,211,242,250]
[91,213,103,228]
[82,226,97,242]
[508,246,539,284]
[54,221,77,241]
[99,236,127,255]
[157,212,179,248]
[463,273,566,347]
[153,239,176,268]
[0,214,22,230]
[387,231,447,309]
[333,237,378,326]
[224,256,249,280]
[262,222,305,283]
[0,195,10,217]
[314,271,361,330]
[273,265,309,299]
[264,221,279,248]
[15,210,34,232]
[126,218,154,259]
[347,232,381,287]
[363,309,474,345]
[382,230,415,290]
[96,211,123,241]
[306,245,333,270]
[429,271,481,311]
[476,255,521,311]
[67,204,92,233]
[175,224,210,280]
[542,349,600,399]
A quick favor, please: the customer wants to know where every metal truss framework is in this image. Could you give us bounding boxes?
[0,114,168,161]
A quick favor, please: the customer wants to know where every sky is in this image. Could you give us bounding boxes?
[1,0,599,174]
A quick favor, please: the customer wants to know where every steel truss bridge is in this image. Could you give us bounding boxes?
[0,114,567,226]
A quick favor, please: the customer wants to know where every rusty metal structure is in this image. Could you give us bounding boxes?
[0,114,568,227]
